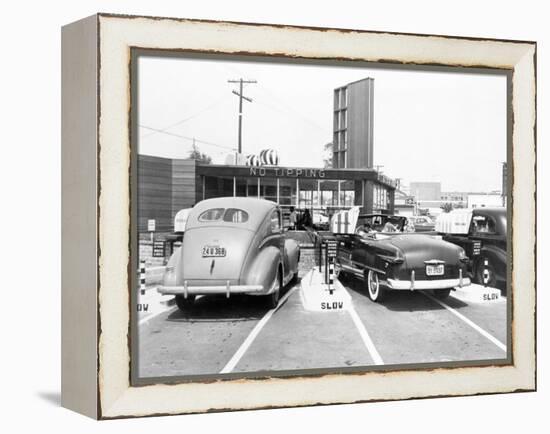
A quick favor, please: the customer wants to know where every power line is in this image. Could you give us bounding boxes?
[138,125,236,151]
[140,96,230,139]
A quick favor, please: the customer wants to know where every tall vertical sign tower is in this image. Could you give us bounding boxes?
[332,78,374,169]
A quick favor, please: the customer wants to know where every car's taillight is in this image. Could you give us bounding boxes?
[379,253,404,265]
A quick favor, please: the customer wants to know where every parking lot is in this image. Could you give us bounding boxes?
[136,273,508,379]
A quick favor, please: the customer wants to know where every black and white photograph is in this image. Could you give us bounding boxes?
[3,0,544,428]
[133,53,510,381]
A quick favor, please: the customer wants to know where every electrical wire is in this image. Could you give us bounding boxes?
[140,95,230,139]
[138,125,236,151]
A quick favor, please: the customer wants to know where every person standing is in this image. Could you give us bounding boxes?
[289,207,297,230]
[302,209,313,229]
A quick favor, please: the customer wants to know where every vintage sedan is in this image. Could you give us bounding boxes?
[332,209,471,302]
[438,208,507,288]
[158,197,300,310]
[408,215,436,232]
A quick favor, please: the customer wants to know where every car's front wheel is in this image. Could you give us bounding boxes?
[175,294,195,311]
[366,269,386,302]
[474,256,497,287]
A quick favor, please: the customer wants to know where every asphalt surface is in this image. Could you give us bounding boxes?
[136,275,508,379]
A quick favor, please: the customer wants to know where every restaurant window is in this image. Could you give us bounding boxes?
[260,178,278,203]
[247,180,258,198]
[204,176,232,199]
[235,178,247,197]
[339,180,355,207]
[298,179,317,209]
[278,178,296,207]
[320,180,339,208]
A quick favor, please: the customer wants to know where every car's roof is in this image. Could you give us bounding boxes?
[186,197,277,230]
[359,214,406,219]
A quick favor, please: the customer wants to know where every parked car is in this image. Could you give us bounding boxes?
[436,208,507,288]
[408,215,436,232]
[158,197,300,310]
[332,209,471,302]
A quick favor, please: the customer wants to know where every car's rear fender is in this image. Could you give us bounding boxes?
[163,246,184,287]
[242,246,281,295]
[284,238,300,277]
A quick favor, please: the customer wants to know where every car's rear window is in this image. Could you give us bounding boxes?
[198,208,249,223]
[224,208,249,223]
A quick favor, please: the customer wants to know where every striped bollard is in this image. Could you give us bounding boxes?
[483,259,489,287]
[328,258,335,295]
[140,260,146,295]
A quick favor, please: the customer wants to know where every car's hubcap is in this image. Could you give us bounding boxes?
[480,258,494,285]
[368,271,379,298]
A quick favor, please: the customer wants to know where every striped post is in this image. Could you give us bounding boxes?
[326,240,337,294]
[483,259,489,287]
[328,259,335,295]
[140,260,146,295]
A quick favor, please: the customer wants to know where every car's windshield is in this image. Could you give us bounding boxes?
[198,208,249,223]
[356,215,405,233]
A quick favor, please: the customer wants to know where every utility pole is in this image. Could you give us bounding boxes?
[228,78,257,155]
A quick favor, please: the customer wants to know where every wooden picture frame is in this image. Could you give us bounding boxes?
[61,13,536,419]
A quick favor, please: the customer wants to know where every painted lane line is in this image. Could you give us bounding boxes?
[220,286,297,374]
[423,292,507,352]
[138,305,177,326]
[347,305,384,365]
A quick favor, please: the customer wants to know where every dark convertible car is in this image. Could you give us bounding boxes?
[331,210,471,302]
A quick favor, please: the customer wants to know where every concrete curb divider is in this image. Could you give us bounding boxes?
[300,269,351,312]
[452,283,502,303]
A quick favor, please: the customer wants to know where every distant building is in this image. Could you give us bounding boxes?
[439,191,468,208]
[409,182,441,201]
[467,193,503,209]
[394,189,415,216]
[403,181,504,216]
[332,78,374,169]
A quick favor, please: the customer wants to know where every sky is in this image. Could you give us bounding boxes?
[138,55,507,193]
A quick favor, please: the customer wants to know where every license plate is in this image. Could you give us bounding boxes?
[202,246,226,257]
[426,264,444,276]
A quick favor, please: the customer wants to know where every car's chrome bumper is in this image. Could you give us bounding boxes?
[157,281,264,298]
[386,269,471,291]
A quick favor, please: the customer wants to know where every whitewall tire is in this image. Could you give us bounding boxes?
[366,269,386,302]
